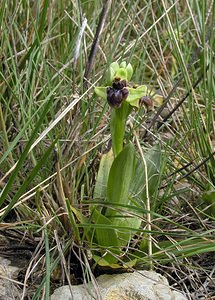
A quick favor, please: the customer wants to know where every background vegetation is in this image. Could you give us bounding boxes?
[0,0,214,299]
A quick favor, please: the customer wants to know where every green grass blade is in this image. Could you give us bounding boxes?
[0,97,53,208]
[0,140,56,221]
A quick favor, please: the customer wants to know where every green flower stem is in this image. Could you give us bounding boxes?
[110,101,132,157]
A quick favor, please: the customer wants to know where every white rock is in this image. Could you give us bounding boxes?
[51,270,187,300]
[0,256,20,300]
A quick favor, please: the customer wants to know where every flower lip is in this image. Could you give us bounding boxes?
[106,77,129,108]
[106,87,123,108]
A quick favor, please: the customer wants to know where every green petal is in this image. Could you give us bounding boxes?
[126,63,133,80]
[107,66,116,84]
[115,68,127,80]
[94,86,107,100]
[120,61,127,68]
[110,61,120,72]
[126,85,148,108]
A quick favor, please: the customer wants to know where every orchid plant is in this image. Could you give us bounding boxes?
[72,62,161,268]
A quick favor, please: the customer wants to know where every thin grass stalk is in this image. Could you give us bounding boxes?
[0,102,14,164]
[54,230,74,298]
[44,223,50,300]
[134,132,152,269]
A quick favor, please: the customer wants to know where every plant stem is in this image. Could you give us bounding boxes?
[110,101,131,157]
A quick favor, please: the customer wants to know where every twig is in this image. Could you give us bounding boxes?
[144,19,215,136]
[180,150,215,180]
[157,63,211,129]
[84,0,112,89]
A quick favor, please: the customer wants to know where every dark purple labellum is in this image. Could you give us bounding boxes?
[106,78,129,108]
[106,87,123,108]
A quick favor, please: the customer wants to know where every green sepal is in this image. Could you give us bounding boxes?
[115,68,127,80]
[107,67,116,85]
[120,61,127,68]
[94,86,107,99]
[126,85,148,108]
[126,63,133,80]
[108,214,142,246]
[110,61,120,72]
[106,62,120,84]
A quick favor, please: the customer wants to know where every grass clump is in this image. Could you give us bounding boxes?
[0,1,214,299]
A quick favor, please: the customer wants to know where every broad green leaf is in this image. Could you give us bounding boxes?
[106,143,136,217]
[93,254,137,268]
[91,208,120,264]
[126,85,148,108]
[93,148,114,202]
[109,214,142,245]
[124,258,137,268]
[130,144,161,204]
[94,86,107,99]
[93,254,121,268]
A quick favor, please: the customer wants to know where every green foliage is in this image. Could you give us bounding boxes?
[89,64,162,266]
[77,118,162,266]
[93,149,114,201]
[106,143,136,218]
[0,1,214,297]
[130,144,161,204]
